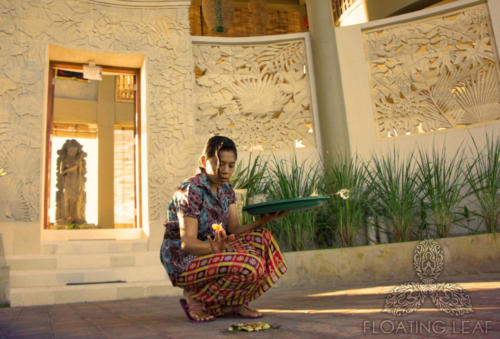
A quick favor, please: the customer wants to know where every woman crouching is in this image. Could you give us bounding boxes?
[160,136,288,322]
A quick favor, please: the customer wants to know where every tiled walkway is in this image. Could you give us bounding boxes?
[0,273,499,339]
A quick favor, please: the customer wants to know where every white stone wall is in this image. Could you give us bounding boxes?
[0,0,195,253]
[336,0,500,159]
[192,34,319,153]
[364,3,500,139]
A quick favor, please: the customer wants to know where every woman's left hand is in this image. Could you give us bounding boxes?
[259,210,290,226]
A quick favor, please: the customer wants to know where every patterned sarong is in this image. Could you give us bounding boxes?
[175,228,287,316]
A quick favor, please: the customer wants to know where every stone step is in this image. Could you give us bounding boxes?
[10,265,168,288]
[9,280,182,307]
[41,239,149,255]
[6,251,159,271]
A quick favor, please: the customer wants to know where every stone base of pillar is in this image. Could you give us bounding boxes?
[0,266,9,305]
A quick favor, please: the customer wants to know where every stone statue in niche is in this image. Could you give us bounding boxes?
[56,139,87,225]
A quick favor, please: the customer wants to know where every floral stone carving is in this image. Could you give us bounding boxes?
[363,3,500,139]
[192,38,316,151]
[0,0,194,222]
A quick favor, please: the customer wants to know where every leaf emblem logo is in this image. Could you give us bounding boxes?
[383,239,473,317]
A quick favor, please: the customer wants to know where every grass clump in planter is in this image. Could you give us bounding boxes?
[416,145,467,238]
[264,154,322,251]
[366,150,421,242]
[230,154,269,224]
[230,153,268,197]
[321,155,370,247]
[465,135,500,235]
[229,134,500,251]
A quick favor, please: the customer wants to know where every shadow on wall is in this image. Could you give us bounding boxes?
[0,235,9,305]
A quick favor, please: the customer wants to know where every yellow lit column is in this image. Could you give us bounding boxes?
[97,75,114,228]
[306,0,350,162]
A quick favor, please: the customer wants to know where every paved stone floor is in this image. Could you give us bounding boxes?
[0,273,499,339]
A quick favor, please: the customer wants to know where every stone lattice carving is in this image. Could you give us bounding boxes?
[192,38,316,152]
[0,0,194,222]
[363,4,500,139]
[56,139,87,225]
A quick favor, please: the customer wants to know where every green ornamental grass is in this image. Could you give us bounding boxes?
[321,155,369,247]
[230,153,268,197]
[232,135,499,251]
[465,135,500,234]
[416,145,466,238]
[366,150,421,242]
[264,154,321,251]
[230,154,269,224]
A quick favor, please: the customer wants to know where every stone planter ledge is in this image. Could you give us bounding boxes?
[277,233,500,288]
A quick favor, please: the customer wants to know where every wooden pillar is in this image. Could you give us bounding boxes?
[97,76,115,227]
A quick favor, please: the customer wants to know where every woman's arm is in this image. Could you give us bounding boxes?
[179,213,213,256]
[226,204,288,235]
[179,213,231,255]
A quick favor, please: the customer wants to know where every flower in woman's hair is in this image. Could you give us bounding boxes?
[335,188,350,200]
[212,223,223,231]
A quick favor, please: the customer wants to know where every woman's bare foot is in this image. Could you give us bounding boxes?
[238,304,262,318]
[183,290,214,321]
[224,303,262,318]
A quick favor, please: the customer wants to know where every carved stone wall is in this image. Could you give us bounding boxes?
[363,3,500,139]
[0,0,194,222]
[192,38,316,152]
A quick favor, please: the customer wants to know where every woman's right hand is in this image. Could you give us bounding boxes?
[208,228,232,253]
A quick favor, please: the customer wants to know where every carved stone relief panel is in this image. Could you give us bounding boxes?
[192,38,316,152]
[362,4,500,139]
[0,0,194,222]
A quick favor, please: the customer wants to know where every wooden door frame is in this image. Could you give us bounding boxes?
[44,61,142,229]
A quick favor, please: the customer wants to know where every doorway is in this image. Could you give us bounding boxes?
[44,62,142,230]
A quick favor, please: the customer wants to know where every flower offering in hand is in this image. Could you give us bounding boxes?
[212,223,222,232]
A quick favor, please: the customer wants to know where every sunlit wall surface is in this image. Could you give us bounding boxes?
[114,128,135,226]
